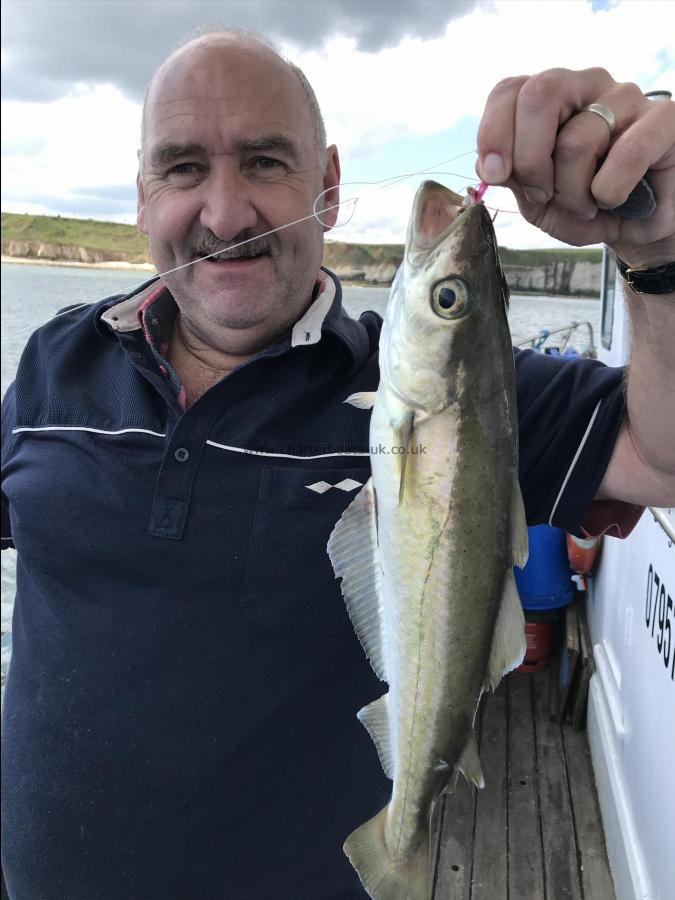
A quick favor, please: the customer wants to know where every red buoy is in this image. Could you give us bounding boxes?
[566,533,601,575]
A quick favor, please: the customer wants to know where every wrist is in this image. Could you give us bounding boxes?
[616,258,675,296]
[609,235,675,269]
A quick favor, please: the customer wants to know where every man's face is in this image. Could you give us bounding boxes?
[137,40,339,354]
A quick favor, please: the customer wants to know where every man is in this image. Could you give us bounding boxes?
[1,27,673,900]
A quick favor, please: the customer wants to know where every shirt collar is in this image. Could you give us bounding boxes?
[97,266,373,368]
[290,270,334,347]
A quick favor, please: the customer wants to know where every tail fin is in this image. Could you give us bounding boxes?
[343,806,429,900]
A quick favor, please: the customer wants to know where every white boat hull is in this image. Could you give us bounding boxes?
[587,249,675,900]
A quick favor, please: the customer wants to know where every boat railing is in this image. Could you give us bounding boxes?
[648,507,675,546]
[514,320,597,356]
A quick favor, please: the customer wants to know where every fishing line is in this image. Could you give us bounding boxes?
[2,147,518,341]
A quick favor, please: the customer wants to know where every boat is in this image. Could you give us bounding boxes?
[492,248,674,900]
[584,248,675,900]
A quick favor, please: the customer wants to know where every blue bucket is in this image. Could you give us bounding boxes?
[514,525,574,610]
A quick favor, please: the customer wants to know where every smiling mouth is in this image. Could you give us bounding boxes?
[196,250,269,267]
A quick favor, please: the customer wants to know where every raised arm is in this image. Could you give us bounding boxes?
[476,67,675,508]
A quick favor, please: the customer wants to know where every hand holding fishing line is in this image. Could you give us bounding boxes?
[476,67,675,269]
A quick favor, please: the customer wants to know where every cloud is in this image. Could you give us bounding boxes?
[2,0,673,249]
[1,85,142,219]
[1,136,47,157]
[1,0,479,103]
[2,188,137,218]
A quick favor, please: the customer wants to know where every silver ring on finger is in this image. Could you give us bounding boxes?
[580,102,617,135]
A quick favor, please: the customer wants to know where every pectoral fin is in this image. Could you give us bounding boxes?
[392,410,415,505]
[345,391,376,409]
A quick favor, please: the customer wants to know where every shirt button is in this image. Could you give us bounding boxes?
[174,447,190,463]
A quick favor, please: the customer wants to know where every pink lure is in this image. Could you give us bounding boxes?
[465,180,489,205]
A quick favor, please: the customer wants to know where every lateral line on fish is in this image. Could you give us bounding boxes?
[392,499,454,859]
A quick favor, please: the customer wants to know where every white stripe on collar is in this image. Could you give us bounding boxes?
[291,275,336,348]
[100,280,161,332]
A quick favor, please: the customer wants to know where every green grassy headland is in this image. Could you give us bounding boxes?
[1,211,603,268]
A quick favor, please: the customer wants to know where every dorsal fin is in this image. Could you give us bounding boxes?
[327,478,387,682]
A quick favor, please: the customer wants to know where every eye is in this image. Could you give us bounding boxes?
[431,278,470,319]
[168,163,201,176]
[252,157,284,171]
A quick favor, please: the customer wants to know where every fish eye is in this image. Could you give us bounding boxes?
[431,278,470,319]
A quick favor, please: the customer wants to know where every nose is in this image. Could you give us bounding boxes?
[198,161,259,240]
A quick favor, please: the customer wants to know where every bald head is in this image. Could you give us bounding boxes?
[134,24,341,357]
[140,28,327,172]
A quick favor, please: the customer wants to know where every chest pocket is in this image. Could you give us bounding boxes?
[241,464,370,635]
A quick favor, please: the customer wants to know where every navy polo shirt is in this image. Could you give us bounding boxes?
[1,269,634,899]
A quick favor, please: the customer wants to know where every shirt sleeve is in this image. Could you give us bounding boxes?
[2,381,17,550]
[515,348,643,538]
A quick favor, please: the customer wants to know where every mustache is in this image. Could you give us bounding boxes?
[190,230,274,260]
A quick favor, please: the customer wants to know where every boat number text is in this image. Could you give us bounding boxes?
[645,564,674,681]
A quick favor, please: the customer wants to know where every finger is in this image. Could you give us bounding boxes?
[498,176,554,231]
[508,164,675,254]
[592,99,675,209]
[512,67,616,205]
[476,76,529,184]
[553,82,647,220]
[508,175,617,246]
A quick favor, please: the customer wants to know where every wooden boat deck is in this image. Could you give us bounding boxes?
[430,670,615,899]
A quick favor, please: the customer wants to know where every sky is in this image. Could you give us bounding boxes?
[2,0,673,250]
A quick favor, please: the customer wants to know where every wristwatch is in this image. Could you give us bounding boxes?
[614,89,675,295]
[616,257,675,295]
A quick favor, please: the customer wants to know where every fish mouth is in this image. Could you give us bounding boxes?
[407,180,489,267]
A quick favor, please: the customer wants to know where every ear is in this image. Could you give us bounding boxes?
[136,170,148,235]
[319,144,341,233]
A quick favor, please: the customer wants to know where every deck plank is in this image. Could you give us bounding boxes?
[431,705,481,899]
[507,673,546,900]
[431,778,477,900]
[431,670,613,900]
[533,670,583,899]
[471,682,508,900]
[563,726,616,899]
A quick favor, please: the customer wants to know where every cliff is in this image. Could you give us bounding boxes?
[1,212,150,264]
[1,212,602,296]
[1,239,132,265]
[323,242,402,286]
[324,241,601,295]
[502,260,601,296]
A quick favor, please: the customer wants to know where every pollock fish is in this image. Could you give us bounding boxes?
[327,181,528,899]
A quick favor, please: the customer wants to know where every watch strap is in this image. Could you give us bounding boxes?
[616,257,675,295]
